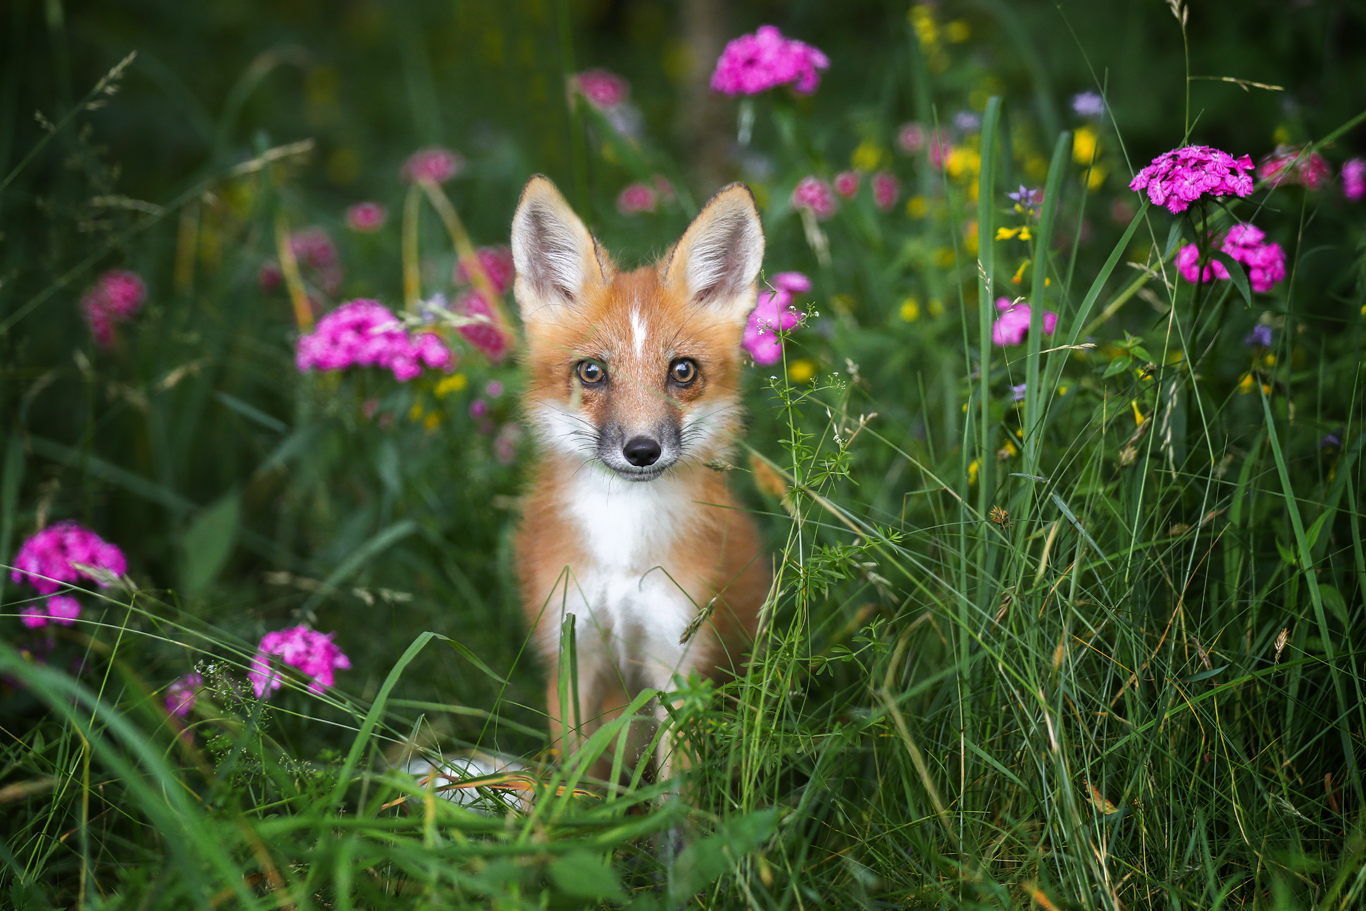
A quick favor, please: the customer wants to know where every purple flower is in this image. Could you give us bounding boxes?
[1343,158,1365,202]
[20,606,48,629]
[165,672,204,718]
[1008,185,1044,216]
[896,123,926,155]
[872,172,900,211]
[248,626,351,699]
[80,269,147,348]
[401,147,464,185]
[11,522,127,595]
[296,299,454,381]
[791,177,837,220]
[1176,224,1285,293]
[1129,145,1255,214]
[1010,383,1028,402]
[454,246,515,295]
[1258,145,1331,191]
[1071,91,1105,118]
[953,110,981,133]
[616,183,657,215]
[573,69,629,109]
[991,297,1058,347]
[1244,324,1273,348]
[1321,432,1341,450]
[743,271,810,365]
[345,202,387,233]
[710,25,829,96]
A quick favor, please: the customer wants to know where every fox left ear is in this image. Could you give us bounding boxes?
[662,184,765,323]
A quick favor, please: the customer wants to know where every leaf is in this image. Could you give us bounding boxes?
[1102,355,1133,378]
[1208,250,1252,308]
[547,850,627,901]
[181,490,241,595]
[669,809,780,901]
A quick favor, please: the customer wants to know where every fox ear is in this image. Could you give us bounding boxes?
[511,175,608,321]
[662,183,765,323]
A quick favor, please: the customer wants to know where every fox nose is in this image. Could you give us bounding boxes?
[623,436,662,467]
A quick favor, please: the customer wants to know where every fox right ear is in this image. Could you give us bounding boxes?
[511,176,606,321]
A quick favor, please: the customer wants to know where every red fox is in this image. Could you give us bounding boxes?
[510,175,770,784]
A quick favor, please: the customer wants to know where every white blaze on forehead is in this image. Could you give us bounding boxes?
[630,305,647,358]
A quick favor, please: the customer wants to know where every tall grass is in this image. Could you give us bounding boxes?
[3,1,1365,908]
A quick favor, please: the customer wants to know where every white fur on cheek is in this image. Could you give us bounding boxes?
[530,402,597,460]
[680,396,739,461]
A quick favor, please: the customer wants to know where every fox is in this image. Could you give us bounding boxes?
[509,175,770,785]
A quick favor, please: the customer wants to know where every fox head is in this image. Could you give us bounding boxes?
[510,176,765,482]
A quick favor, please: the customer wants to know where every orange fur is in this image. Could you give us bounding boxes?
[510,176,769,782]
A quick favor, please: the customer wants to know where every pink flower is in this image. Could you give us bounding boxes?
[872,171,900,211]
[616,183,657,215]
[791,177,837,220]
[261,228,344,296]
[454,246,516,295]
[743,271,809,365]
[165,672,203,717]
[80,269,147,348]
[296,299,454,381]
[991,297,1057,347]
[1342,158,1365,202]
[710,25,829,96]
[45,595,82,626]
[1176,223,1285,293]
[573,69,629,108]
[11,522,127,595]
[345,202,387,233]
[401,147,463,184]
[454,291,511,362]
[1129,145,1255,214]
[833,171,861,198]
[20,606,48,629]
[926,131,952,170]
[897,122,926,155]
[249,625,351,698]
[1258,145,1331,191]
[653,175,675,204]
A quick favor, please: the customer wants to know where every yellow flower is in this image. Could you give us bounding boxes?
[410,402,425,422]
[1262,353,1276,367]
[1011,260,1029,284]
[1131,400,1144,425]
[946,146,981,180]
[946,19,971,42]
[964,220,978,255]
[968,459,979,484]
[851,142,885,172]
[1272,124,1292,146]
[434,373,468,398]
[787,358,817,383]
[909,5,939,51]
[1237,373,1255,395]
[996,226,1032,241]
[1073,126,1099,165]
[1085,164,1107,190]
[900,298,921,322]
[906,195,929,219]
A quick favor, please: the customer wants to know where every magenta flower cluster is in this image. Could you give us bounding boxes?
[249,625,351,698]
[401,147,464,185]
[1129,145,1254,215]
[573,69,629,109]
[1176,224,1286,293]
[12,522,127,595]
[711,25,829,96]
[80,269,147,348]
[1341,158,1365,202]
[743,272,810,365]
[991,298,1058,347]
[259,227,344,297]
[345,201,387,233]
[296,299,453,381]
[791,176,837,220]
[451,246,514,362]
[165,672,204,718]
[454,246,515,294]
[1257,146,1331,191]
[20,595,82,630]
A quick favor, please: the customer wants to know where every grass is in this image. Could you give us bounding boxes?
[3,1,1366,908]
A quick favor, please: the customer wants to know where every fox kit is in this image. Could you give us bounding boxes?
[510,175,769,783]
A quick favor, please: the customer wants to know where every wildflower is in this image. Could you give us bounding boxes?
[401,147,463,184]
[1129,144,1255,214]
[851,142,883,172]
[165,672,204,718]
[1010,383,1028,402]
[44,595,82,626]
[1073,127,1099,165]
[11,522,127,595]
[296,299,454,381]
[80,269,147,348]
[261,227,344,296]
[573,68,629,109]
[1320,432,1341,450]
[710,25,829,96]
[454,246,515,295]
[345,202,387,233]
[991,297,1058,347]
[1176,224,1285,293]
[1342,158,1365,202]
[470,399,489,419]
[834,170,861,198]
[249,625,351,698]
[616,183,657,215]
[872,171,900,211]
[743,271,810,365]
[1258,145,1331,190]
[1008,185,1043,216]
[953,110,981,133]
[493,423,522,465]
[896,122,926,155]
[899,298,920,321]
[1071,91,1105,118]
[20,607,48,629]
[454,290,512,362]
[1244,324,1273,348]
[791,177,837,220]
[787,358,817,383]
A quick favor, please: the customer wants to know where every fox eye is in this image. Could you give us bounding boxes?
[576,360,607,385]
[669,358,699,387]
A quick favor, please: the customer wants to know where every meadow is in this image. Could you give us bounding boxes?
[2,1,1365,908]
